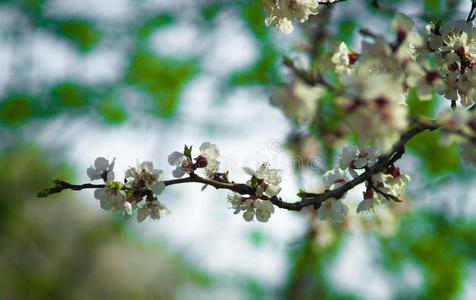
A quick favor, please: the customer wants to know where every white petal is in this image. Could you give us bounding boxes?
[87,167,102,180]
[136,205,149,223]
[100,197,113,211]
[243,209,255,222]
[124,201,132,215]
[94,157,109,171]
[265,184,281,197]
[168,151,184,166]
[172,167,186,178]
[140,161,154,171]
[106,170,115,182]
[150,181,166,195]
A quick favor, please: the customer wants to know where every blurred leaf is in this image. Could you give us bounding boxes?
[407,130,461,175]
[52,19,102,51]
[248,229,266,247]
[240,0,267,38]
[338,20,356,44]
[424,0,443,15]
[98,95,128,124]
[126,51,197,118]
[0,95,34,126]
[201,3,221,22]
[230,50,280,86]
[407,89,436,118]
[380,211,476,300]
[139,14,175,39]
[48,82,95,109]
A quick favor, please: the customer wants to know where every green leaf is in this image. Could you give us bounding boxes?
[52,19,102,51]
[139,14,175,39]
[248,229,266,247]
[0,95,34,126]
[183,145,192,158]
[48,82,94,109]
[424,0,443,15]
[338,20,356,44]
[407,130,461,175]
[229,50,280,86]
[98,95,128,124]
[250,176,258,189]
[407,88,436,118]
[126,51,197,118]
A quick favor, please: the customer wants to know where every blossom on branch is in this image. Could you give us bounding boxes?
[227,193,275,222]
[125,161,165,195]
[243,163,283,197]
[87,157,115,181]
[263,0,320,34]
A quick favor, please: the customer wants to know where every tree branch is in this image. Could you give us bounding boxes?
[39,122,444,212]
[318,0,347,6]
[467,0,476,22]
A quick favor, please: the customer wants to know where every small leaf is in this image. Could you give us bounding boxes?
[184,145,192,158]
[250,177,258,189]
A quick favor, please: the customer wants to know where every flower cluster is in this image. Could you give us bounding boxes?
[168,142,220,179]
[330,15,425,151]
[317,168,349,223]
[337,73,409,152]
[417,20,476,106]
[87,157,115,182]
[89,158,169,222]
[331,42,359,76]
[316,145,411,222]
[228,193,275,222]
[263,0,321,34]
[243,163,283,198]
[332,16,476,109]
[223,163,283,222]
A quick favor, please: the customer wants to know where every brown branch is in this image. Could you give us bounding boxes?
[468,0,476,22]
[39,122,442,212]
[318,0,347,6]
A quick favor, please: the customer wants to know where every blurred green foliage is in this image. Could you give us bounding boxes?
[126,52,197,118]
[51,19,102,51]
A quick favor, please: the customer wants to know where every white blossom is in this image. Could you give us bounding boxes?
[322,168,347,190]
[168,151,191,178]
[199,142,221,177]
[263,0,320,34]
[87,157,115,181]
[93,181,130,215]
[125,161,165,195]
[317,168,349,222]
[356,190,381,213]
[136,199,171,222]
[339,145,379,178]
[243,163,283,197]
[332,42,358,75]
[227,193,275,222]
[318,198,348,223]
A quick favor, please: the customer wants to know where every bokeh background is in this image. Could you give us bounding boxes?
[1,0,476,299]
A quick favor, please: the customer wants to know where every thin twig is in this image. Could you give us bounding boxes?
[467,0,476,22]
